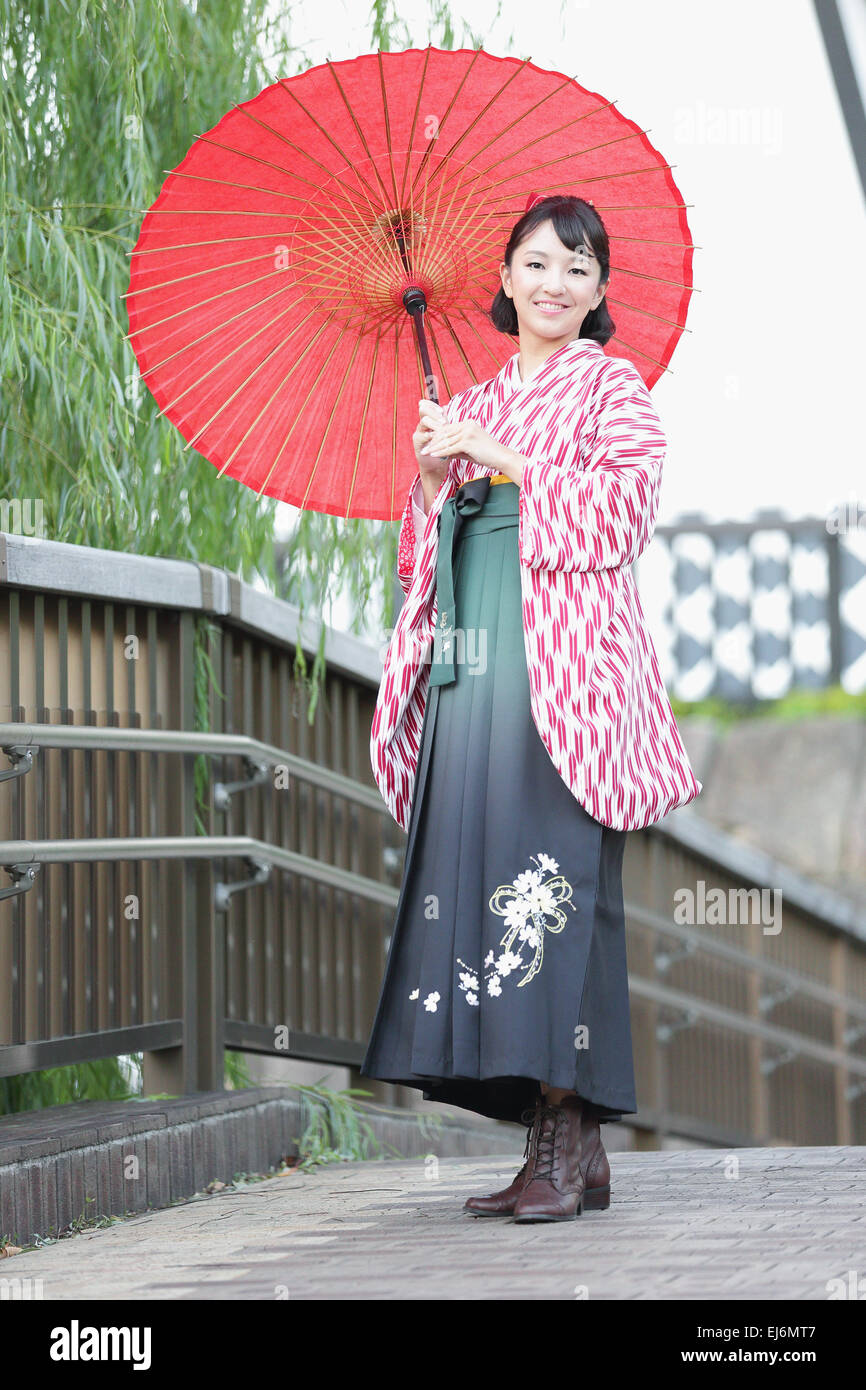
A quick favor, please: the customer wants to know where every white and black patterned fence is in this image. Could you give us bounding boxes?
[637,507,866,703]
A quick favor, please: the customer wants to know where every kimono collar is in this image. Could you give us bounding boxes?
[504,336,603,396]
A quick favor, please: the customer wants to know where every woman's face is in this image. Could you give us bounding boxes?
[499,218,606,342]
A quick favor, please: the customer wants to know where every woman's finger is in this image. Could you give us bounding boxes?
[421,432,454,455]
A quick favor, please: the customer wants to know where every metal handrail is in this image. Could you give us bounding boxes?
[0,721,386,813]
[0,835,400,911]
[625,897,866,1023]
[629,975,866,1078]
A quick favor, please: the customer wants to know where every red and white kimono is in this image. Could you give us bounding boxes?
[369,336,702,832]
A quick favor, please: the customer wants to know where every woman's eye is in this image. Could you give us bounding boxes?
[526,261,586,274]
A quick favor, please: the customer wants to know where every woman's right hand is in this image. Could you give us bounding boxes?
[413,398,450,478]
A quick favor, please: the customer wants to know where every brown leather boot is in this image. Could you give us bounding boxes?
[463,1098,611,1217]
[579,1105,612,1211]
[463,1099,541,1217]
[512,1094,586,1222]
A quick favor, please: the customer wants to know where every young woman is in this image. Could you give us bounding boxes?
[362,194,702,1223]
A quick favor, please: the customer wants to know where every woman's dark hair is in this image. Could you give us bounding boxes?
[490,195,615,345]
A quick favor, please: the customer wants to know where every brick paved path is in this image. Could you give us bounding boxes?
[5,1145,865,1300]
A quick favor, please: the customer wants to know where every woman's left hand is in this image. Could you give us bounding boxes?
[420,417,509,470]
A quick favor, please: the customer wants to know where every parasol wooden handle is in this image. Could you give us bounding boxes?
[402,288,439,406]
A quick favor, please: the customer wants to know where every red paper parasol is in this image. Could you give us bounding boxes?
[125,45,695,521]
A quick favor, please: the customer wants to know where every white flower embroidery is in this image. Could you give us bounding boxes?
[496,949,523,977]
[423,991,440,1012]
[409,988,419,1000]
[518,921,541,948]
[455,957,480,1006]
[456,852,577,1003]
[527,882,557,916]
[502,898,530,932]
[489,852,577,987]
[513,869,542,895]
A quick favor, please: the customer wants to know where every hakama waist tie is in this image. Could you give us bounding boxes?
[429,474,520,687]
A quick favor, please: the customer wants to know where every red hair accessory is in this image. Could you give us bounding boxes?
[523,190,594,211]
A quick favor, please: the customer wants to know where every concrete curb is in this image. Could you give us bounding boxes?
[0,1086,523,1247]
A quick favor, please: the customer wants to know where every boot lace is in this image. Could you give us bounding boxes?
[531,1104,566,1184]
[517,1102,540,1170]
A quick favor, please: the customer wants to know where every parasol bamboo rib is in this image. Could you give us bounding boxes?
[345,329,386,516]
[135,255,399,384]
[121,250,289,299]
[160,170,307,201]
[436,308,502,380]
[289,331,366,514]
[384,77,429,296]
[128,233,299,255]
[323,57,427,279]
[132,207,314,215]
[151,175,399,287]
[127,203,402,299]
[190,132,334,196]
[389,322,401,522]
[600,298,694,332]
[606,332,673,373]
[276,69,418,281]
[417,112,633,272]
[418,76,597,186]
[396,44,433,211]
[156,298,306,413]
[275,77,392,211]
[375,50,406,224]
[139,282,297,376]
[229,97,385,211]
[462,258,699,293]
[308,330,367,517]
[474,123,658,191]
[413,169,507,291]
[435,95,621,190]
[123,267,291,340]
[250,321,355,497]
[482,160,678,197]
[412,54,535,187]
[497,202,692,213]
[189,126,406,283]
[192,303,350,463]
[411,66,545,282]
[408,46,487,189]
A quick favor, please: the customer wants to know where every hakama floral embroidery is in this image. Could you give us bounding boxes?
[457,851,576,1005]
[408,986,441,1012]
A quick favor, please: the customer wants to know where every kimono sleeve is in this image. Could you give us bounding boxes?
[517,360,666,573]
[396,474,425,596]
